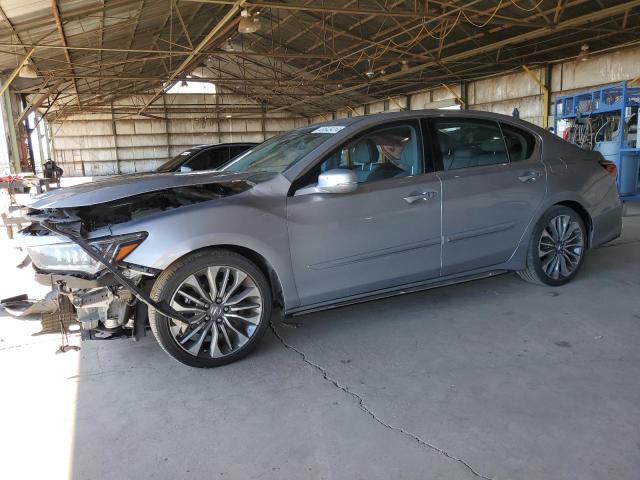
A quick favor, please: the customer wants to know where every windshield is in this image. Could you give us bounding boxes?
[221,126,343,174]
[155,149,200,172]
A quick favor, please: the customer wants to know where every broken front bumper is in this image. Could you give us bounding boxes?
[34,271,118,289]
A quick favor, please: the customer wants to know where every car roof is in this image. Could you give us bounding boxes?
[308,109,549,136]
[188,142,258,151]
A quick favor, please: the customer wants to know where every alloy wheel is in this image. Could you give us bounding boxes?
[168,266,263,358]
[538,214,584,280]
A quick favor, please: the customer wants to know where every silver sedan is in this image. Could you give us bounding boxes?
[22,110,623,367]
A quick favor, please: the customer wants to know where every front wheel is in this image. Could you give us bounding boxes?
[517,206,587,286]
[149,249,272,368]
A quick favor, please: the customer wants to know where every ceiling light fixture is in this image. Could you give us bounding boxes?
[222,38,236,52]
[18,63,38,78]
[577,44,590,62]
[238,9,259,34]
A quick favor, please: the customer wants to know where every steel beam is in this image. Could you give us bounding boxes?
[0,4,41,77]
[441,83,465,108]
[14,80,64,126]
[51,0,81,106]
[137,0,246,115]
[272,0,640,113]
[0,50,34,97]
[184,0,430,17]
[0,41,407,62]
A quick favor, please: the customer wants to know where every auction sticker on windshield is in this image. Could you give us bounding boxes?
[312,126,345,134]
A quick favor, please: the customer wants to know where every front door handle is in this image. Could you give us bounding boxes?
[518,170,542,183]
[403,191,438,204]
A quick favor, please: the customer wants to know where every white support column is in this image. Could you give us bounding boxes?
[0,81,11,175]
[0,82,20,174]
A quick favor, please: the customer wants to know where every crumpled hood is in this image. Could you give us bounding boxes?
[29,170,256,209]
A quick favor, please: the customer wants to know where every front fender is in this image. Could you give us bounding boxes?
[110,198,301,309]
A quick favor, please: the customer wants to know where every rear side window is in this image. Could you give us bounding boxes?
[500,123,536,161]
[433,118,507,171]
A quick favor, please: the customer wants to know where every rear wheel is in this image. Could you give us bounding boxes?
[517,206,587,286]
[149,249,272,368]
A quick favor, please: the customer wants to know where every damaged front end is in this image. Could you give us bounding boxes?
[17,180,252,340]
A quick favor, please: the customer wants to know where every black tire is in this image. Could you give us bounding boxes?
[517,205,587,286]
[149,249,272,368]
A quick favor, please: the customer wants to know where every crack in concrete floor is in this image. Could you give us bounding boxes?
[270,323,496,480]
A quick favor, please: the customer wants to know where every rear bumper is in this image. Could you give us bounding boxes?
[591,203,623,248]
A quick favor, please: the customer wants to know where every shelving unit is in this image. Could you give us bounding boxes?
[554,81,640,201]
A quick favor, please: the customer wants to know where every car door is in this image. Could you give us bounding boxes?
[286,120,442,307]
[432,117,547,276]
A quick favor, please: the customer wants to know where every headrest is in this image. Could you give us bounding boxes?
[479,138,506,152]
[437,131,452,156]
[351,139,377,165]
[397,137,416,172]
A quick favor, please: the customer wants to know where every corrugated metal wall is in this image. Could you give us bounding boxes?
[50,92,308,176]
[51,46,640,176]
[311,46,640,128]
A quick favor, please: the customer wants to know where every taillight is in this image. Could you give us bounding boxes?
[599,159,617,178]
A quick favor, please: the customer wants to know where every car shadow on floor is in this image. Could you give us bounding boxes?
[63,227,640,479]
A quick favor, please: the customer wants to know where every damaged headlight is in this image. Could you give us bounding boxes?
[27,232,147,275]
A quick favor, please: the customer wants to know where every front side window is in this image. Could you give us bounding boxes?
[434,119,507,171]
[315,123,423,184]
[500,123,536,161]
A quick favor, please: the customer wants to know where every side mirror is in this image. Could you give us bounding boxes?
[295,169,358,196]
[318,169,358,193]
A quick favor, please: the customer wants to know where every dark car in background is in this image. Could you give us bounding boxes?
[155,142,257,173]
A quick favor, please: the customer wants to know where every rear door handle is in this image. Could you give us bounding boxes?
[518,170,542,183]
[403,191,438,204]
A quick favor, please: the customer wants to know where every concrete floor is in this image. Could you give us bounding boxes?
[1,206,639,480]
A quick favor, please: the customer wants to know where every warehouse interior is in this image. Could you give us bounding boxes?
[1,1,639,479]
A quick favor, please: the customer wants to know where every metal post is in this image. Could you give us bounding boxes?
[43,117,52,161]
[216,92,221,143]
[544,64,551,129]
[33,114,45,175]
[261,103,266,141]
[20,94,36,173]
[2,86,21,173]
[111,103,121,174]
[162,94,171,162]
[462,82,468,110]
[522,65,549,129]
[619,82,627,193]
